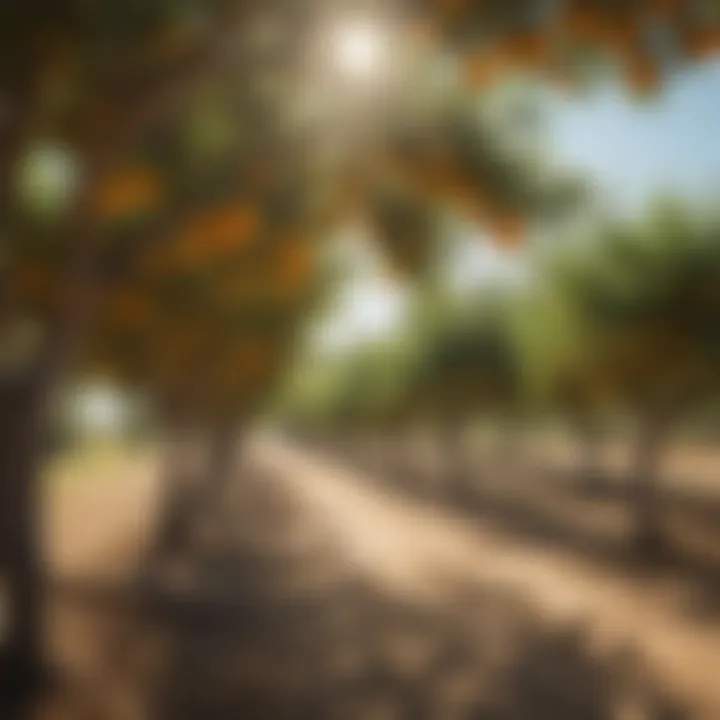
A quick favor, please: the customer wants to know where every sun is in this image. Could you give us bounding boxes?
[330,21,386,80]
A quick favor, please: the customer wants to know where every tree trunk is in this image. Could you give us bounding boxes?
[398,429,419,491]
[148,423,201,565]
[577,419,603,495]
[631,414,669,560]
[207,423,240,503]
[493,417,518,470]
[366,433,386,479]
[442,420,468,504]
[0,379,46,709]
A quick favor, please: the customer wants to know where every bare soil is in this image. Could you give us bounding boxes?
[35,434,720,719]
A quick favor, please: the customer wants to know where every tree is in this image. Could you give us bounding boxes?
[542,205,720,556]
[509,244,615,491]
[89,205,328,561]
[401,285,521,498]
[2,0,718,701]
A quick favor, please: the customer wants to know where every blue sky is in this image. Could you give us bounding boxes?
[548,59,720,214]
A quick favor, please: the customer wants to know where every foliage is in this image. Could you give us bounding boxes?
[532,205,720,420]
[278,201,720,443]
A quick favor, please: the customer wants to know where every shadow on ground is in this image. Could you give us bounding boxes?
[46,460,687,720]
[331,441,720,624]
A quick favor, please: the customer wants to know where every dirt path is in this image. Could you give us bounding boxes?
[38,448,163,720]
[39,436,720,718]
[253,436,720,719]
[46,446,162,582]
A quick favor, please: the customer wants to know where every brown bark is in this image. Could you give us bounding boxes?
[397,429,419,490]
[577,418,603,494]
[442,419,469,503]
[148,422,201,565]
[207,422,242,502]
[0,377,46,708]
[630,412,670,559]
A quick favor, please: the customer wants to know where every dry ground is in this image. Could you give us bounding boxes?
[35,433,720,719]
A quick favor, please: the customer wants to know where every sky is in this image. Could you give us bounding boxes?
[320,58,720,352]
[548,59,720,214]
